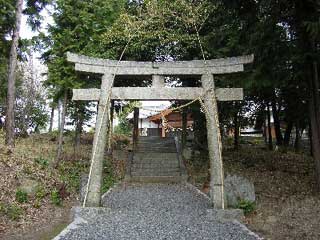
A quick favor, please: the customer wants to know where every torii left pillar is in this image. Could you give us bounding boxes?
[84,73,113,207]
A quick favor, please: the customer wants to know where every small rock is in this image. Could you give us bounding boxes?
[224,175,256,208]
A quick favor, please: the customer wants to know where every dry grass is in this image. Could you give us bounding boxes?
[0,131,91,238]
[189,144,320,240]
[0,130,128,239]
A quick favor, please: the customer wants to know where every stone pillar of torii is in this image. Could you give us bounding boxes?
[67,52,254,209]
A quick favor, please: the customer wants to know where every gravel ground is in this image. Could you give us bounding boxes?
[54,183,261,240]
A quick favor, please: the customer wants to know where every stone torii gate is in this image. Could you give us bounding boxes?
[67,52,254,209]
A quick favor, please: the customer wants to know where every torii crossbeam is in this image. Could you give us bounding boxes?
[67,52,254,209]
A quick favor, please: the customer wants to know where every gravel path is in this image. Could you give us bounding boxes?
[54,183,261,240]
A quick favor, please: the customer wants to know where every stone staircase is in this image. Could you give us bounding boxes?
[125,136,187,183]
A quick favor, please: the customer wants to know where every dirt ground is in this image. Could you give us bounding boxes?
[191,146,320,240]
[1,200,76,240]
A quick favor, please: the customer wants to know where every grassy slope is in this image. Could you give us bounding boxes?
[0,131,129,238]
[0,131,93,238]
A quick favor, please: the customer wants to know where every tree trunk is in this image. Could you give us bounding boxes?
[132,107,139,150]
[108,100,115,152]
[5,0,23,148]
[263,119,267,144]
[267,103,273,150]
[283,121,293,147]
[271,97,283,146]
[182,108,187,150]
[58,100,61,129]
[49,106,54,132]
[74,104,83,156]
[233,106,240,150]
[51,90,68,168]
[309,60,320,191]
[294,121,302,152]
[308,122,313,156]
[20,106,28,137]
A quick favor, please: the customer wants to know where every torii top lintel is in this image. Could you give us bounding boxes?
[66,52,254,76]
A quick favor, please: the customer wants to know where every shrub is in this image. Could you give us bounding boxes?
[101,174,115,194]
[101,160,116,194]
[50,189,62,206]
[225,137,233,146]
[35,186,46,200]
[58,161,88,192]
[0,202,6,215]
[236,199,256,215]
[15,189,28,203]
[6,204,23,220]
[34,157,49,168]
[33,199,41,209]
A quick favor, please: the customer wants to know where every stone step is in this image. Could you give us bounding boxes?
[136,148,176,153]
[138,136,174,140]
[137,139,175,145]
[136,146,176,150]
[128,137,183,183]
[131,170,181,177]
[132,161,179,168]
[133,156,178,163]
[132,158,178,163]
[131,167,178,173]
[137,143,175,147]
[126,175,187,183]
[131,166,180,172]
[133,152,177,158]
[137,139,175,143]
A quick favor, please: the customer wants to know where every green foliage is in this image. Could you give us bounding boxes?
[102,0,209,61]
[42,0,126,94]
[0,0,52,109]
[236,199,256,215]
[114,101,141,136]
[101,161,116,194]
[101,174,116,194]
[39,0,127,138]
[33,199,41,209]
[58,161,89,192]
[0,203,24,220]
[50,189,62,206]
[225,137,233,146]
[113,134,131,150]
[15,189,28,203]
[114,121,131,135]
[35,186,46,200]
[34,157,49,168]
[14,57,49,134]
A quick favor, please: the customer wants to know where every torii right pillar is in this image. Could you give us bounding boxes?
[201,74,225,209]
